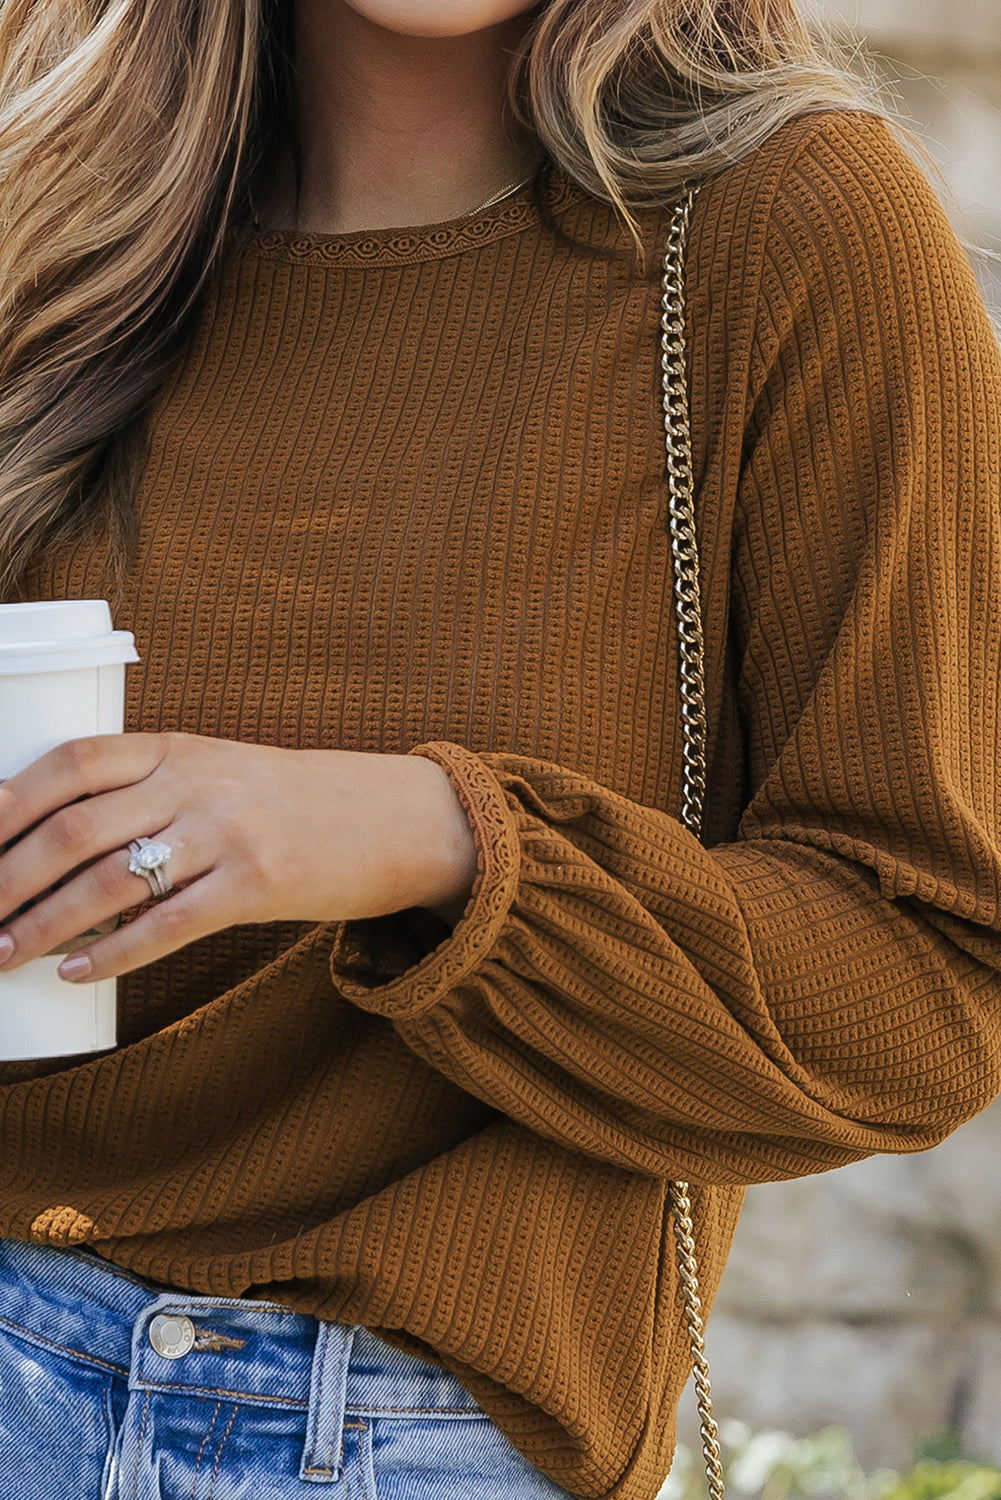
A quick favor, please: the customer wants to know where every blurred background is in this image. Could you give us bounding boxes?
[809,0,1001,303]
[675,0,1001,1482]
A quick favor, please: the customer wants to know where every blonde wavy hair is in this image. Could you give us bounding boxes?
[0,0,872,596]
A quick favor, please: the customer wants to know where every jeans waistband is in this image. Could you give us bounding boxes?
[0,1237,481,1416]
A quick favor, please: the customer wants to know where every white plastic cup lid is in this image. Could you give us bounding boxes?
[0,600,139,675]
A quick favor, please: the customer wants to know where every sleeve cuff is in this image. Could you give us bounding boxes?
[328,742,522,1023]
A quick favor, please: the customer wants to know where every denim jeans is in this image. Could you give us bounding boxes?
[0,1237,575,1498]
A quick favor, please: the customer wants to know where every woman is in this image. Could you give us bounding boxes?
[0,0,998,1496]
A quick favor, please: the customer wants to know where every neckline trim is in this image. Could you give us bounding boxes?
[246,173,582,269]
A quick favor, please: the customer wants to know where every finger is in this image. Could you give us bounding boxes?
[0,779,176,926]
[57,866,244,983]
[0,827,200,971]
[0,734,170,846]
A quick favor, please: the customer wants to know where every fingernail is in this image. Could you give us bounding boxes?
[0,935,12,964]
[59,954,92,982]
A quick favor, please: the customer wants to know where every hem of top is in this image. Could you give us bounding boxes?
[329,742,521,1023]
[243,173,582,269]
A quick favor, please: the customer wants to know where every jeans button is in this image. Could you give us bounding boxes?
[149,1313,196,1360]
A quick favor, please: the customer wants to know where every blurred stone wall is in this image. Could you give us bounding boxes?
[684,1102,1001,1469]
[677,1,1001,1473]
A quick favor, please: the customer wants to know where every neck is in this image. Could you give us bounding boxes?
[266,2,538,235]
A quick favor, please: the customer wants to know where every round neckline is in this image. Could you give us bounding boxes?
[245,171,583,269]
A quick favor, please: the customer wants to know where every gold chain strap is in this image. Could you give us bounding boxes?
[661,186,726,1500]
[660,188,708,841]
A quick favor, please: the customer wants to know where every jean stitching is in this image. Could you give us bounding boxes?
[353,1425,371,1500]
[206,1405,238,1500]
[187,1400,222,1500]
[0,1312,129,1377]
[344,1404,485,1417]
[135,1378,307,1406]
[129,1393,150,1500]
[340,1424,350,1500]
[101,1380,116,1497]
[153,1299,297,1320]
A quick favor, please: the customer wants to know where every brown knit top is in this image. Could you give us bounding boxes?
[3,110,1000,1500]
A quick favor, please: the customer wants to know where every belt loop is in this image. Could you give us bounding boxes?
[299,1321,356,1484]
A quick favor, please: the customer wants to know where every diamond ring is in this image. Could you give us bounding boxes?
[127,837,173,899]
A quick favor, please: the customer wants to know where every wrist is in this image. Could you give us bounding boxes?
[401,755,477,924]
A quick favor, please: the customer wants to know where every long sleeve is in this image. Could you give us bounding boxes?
[329,114,1001,1187]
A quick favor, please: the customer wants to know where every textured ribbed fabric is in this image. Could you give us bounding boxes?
[3,110,1000,1499]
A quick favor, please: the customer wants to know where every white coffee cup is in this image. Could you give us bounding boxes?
[0,600,139,1059]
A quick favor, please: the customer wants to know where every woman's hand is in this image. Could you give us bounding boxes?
[0,734,478,982]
